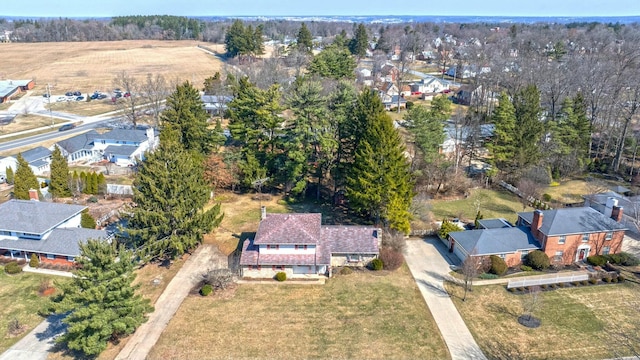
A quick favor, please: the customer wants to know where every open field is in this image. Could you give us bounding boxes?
[149,265,449,360]
[445,282,640,359]
[0,267,67,353]
[0,114,66,135]
[0,40,224,95]
[46,99,118,117]
[431,188,529,223]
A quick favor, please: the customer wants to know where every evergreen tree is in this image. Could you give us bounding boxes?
[80,172,88,194]
[405,104,446,164]
[346,91,414,233]
[5,166,13,185]
[296,22,313,54]
[49,146,72,198]
[126,129,224,262]
[348,23,369,58]
[375,27,391,53]
[333,29,348,48]
[330,80,358,192]
[547,92,591,177]
[224,19,248,58]
[90,172,99,195]
[308,45,356,80]
[80,209,97,229]
[488,92,518,174]
[50,239,153,357]
[71,171,80,193]
[160,81,214,156]
[513,85,544,173]
[97,173,107,195]
[13,154,39,200]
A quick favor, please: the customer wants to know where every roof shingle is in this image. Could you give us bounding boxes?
[0,200,87,234]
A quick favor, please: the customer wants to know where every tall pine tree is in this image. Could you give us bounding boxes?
[488,92,517,174]
[126,128,224,261]
[349,23,369,58]
[346,91,414,233]
[296,22,313,54]
[13,154,40,200]
[50,240,152,357]
[513,84,544,173]
[49,146,72,198]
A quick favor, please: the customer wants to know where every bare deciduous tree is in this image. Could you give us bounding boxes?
[522,285,543,322]
[113,71,143,128]
[142,73,170,128]
[201,268,235,290]
[462,254,483,302]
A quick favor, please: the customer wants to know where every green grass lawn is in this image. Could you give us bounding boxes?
[445,281,640,359]
[150,265,450,360]
[431,188,529,223]
[0,267,68,353]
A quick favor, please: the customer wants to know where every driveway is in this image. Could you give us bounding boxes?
[0,314,66,360]
[115,244,227,360]
[405,237,487,360]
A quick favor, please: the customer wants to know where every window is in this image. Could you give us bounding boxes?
[348,254,362,263]
[295,245,308,250]
[520,250,529,260]
[555,251,563,261]
[272,265,284,271]
[603,246,611,255]
[582,233,589,242]
[558,236,566,244]
[46,254,55,260]
[605,232,613,241]
[67,256,74,262]
[498,254,506,260]
[266,245,279,250]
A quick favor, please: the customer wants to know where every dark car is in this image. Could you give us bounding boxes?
[97,94,107,99]
[90,93,99,100]
[73,91,81,96]
[42,93,50,98]
[65,91,73,96]
[76,96,85,101]
[58,124,76,131]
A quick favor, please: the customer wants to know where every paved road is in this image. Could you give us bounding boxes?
[115,244,227,360]
[405,238,487,360]
[0,314,66,360]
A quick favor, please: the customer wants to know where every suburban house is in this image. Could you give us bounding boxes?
[55,128,157,166]
[584,193,639,234]
[0,79,35,103]
[0,199,109,266]
[201,95,233,116]
[455,85,482,105]
[447,206,626,267]
[240,209,380,278]
[379,63,399,82]
[21,146,52,175]
[411,76,450,95]
[382,95,407,111]
[377,82,399,101]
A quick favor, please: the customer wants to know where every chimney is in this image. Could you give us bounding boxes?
[611,206,624,223]
[604,197,618,218]
[28,188,39,201]
[260,206,267,221]
[146,127,156,149]
[531,210,544,238]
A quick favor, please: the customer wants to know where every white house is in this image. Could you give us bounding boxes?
[201,95,233,116]
[411,76,450,95]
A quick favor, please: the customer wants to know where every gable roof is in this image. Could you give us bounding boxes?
[254,213,321,245]
[0,200,87,234]
[478,218,512,229]
[95,129,147,143]
[518,207,626,236]
[104,145,138,157]
[449,226,541,256]
[0,228,109,257]
[323,226,379,254]
[56,130,98,154]
[20,146,51,163]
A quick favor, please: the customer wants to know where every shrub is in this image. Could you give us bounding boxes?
[479,273,499,279]
[87,196,98,203]
[618,252,640,266]
[339,267,353,275]
[618,274,626,282]
[582,280,589,286]
[438,220,461,239]
[549,283,557,289]
[80,209,97,229]
[201,269,234,290]
[542,193,552,202]
[526,250,550,270]
[518,287,525,292]
[275,272,287,282]
[587,255,606,267]
[611,277,618,283]
[558,282,565,288]
[588,278,597,285]
[489,255,508,275]
[4,261,22,274]
[29,253,39,268]
[406,101,415,110]
[605,254,622,265]
[541,284,547,290]
[39,278,53,294]
[603,277,612,283]
[508,287,516,292]
[520,265,533,272]
[379,247,404,271]
[571,281,579,286]
[200,284,213,296]
[369,258,383,271]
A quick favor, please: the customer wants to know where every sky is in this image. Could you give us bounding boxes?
[2,0,640,18]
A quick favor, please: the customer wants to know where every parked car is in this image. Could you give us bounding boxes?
[42,93,50,98]
[56,96,66,102]
[123,92,131,98]
[65,91,73,96]
[76,96,85,101]
[90,93,99,100]
[73,91,81,96]
[58,124,76,131]
[97,94,107,99]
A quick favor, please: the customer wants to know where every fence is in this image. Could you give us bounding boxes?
[507,273,589,289]
[498,181,552,209]
[107,184,133,195]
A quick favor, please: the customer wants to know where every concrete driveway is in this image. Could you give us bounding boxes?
[0,314,66,360]
[405,237,487,360]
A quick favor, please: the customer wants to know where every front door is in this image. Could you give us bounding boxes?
[578,249,587,260]
[576,247,590,262]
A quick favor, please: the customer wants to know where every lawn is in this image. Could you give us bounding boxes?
[0,114,66,135]
[431,188,529,223]
[0,267,68,353]
[445,281,640,359]
[46,100,117,117]
[149,265,449,360]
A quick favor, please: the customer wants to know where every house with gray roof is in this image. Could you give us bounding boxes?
[0,200,110,267]
[20,146,52,175]
[447,206,627,267]
[55,128,158,166]
[240,209,380,278]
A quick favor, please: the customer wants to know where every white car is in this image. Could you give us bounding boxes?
[56,96,66,102]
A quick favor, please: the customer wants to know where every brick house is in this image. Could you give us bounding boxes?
[240,209,380,278]
[0,199,110,267]
[0,79,35,103]
[447,207,626,266]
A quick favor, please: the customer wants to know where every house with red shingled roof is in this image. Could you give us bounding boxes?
[240,209,380,278]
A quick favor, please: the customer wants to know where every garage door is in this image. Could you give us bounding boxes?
[453,244,467,263]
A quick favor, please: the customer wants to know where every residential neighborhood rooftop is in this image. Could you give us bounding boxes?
[0,200,87,234]
[323,226,379,254]
[449,226,541,255]
[518,207,626,236]
[0,228,109,257]
[254,213,322,245]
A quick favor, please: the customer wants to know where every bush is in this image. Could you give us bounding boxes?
[603,277,612,283]
[558,282,565,288]
[200,284,213,296]
[4,261,22,274]
[520,265,533,272]
[589,278,598,284]
[587,255,607,267]
[618,252,640,266]
[508,287,516,292]
[526,250,550,270]
[29,253,39,268]
[518,287,525,292]
[339,267,353,275]
[479,273,499,279]
[582,280,589,286]
[489,255,508,276]
[605,254,622,265]
[618,274,626,282]
[406,101,415,110]
[542,193,552,202]
[275,272,287,282]
[379,247,404,271]
[369,258,383,271]
[549,283,557,289]
[541,284,547,290]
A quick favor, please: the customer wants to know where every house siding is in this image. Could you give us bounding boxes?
[543,231,625,264]
[330,253,377,267]
[242,265,328,279]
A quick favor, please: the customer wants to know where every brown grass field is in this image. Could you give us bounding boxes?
[0,114,65,135]
[445,281,640,359]
[149,265,449,360]
[0,40,225,95]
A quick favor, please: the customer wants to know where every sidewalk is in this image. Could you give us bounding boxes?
[405,239,487,360]
[23,264,73,278]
